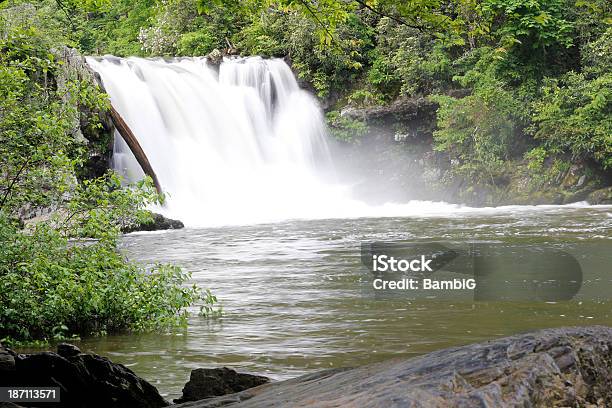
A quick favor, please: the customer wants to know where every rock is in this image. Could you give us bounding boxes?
[55,47,114,180]
[207,49,223,65]
[0,344,15,373]
[174,368,270,403]
[0,343,168,408]
[171,326,612,408]
[340,97,438,124]
[57,343,83,358]
[587,186,612,205]
[122,213,184,233]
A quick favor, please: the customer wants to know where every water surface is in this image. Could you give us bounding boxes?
[78,206,611,399]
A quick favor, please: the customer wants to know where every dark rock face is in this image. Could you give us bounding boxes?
[174,368,270,404]
[0,343,168,408]
[122,213,184,233]
[171,326,612,408]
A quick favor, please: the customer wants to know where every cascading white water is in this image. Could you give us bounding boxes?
[87,56,356,226]
[87,56,591,227]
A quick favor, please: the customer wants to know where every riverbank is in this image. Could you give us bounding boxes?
[2,326,611,407]
[330,96,612,208]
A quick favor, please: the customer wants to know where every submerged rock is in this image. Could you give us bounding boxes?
[0,343,168,408]
[174,368,270,403]
[171,326,612,408]
[122,213,184,233]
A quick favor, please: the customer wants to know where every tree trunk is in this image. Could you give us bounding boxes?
[109,106,162,194]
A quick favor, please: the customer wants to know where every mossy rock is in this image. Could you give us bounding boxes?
[587,186,612,204]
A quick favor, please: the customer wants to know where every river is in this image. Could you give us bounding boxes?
[77,205,611,399]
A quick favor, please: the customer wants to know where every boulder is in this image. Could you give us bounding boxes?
[0,343,168,408]
[0,344,15,373]
[174,368,270,403]
[171,326,612,408]
[587,186,612,205]
[122,213,184,233]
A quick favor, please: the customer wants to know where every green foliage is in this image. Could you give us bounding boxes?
[58,173,162,241]
[177,31,220,56]
[199,288,223,318]
[481,0,575,50]
[235,10,372,98]
[79,0,157,56]
[531,71,612,169]
[347,89,385,107]
[367,18,453,99]
[581,26,612,77]
[431,82,525,180]
[0,13,89,217]
[138,0,247,56]
[232,13,286,57]
[0,208,202,343]
[326,110,368,142]
[524,146,548,172]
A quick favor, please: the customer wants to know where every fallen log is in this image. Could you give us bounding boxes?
[108,105,162,194]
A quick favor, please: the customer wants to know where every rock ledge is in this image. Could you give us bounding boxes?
[171,326,612,408]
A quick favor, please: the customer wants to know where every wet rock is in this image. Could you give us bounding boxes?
[174,368,270,404]
[587,186,612,205]
[122,213,184,233]
[206,49,223,65]
[171,326,612,408]
[0,343,168,408]
[57,343,82,358]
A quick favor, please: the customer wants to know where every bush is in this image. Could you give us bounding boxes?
[531,72,612,169]
[0,212,201,343]
[0,174,215,345]
[431,81,525,180]
[367,18,452,99]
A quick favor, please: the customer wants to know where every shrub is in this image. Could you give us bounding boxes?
[531,72,612,169]
[326,110,368,143]
[0,174,217,345]
[431,83,525,180]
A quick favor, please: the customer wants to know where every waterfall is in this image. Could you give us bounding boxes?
[89,55,556,227]
[87,56,358,226]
